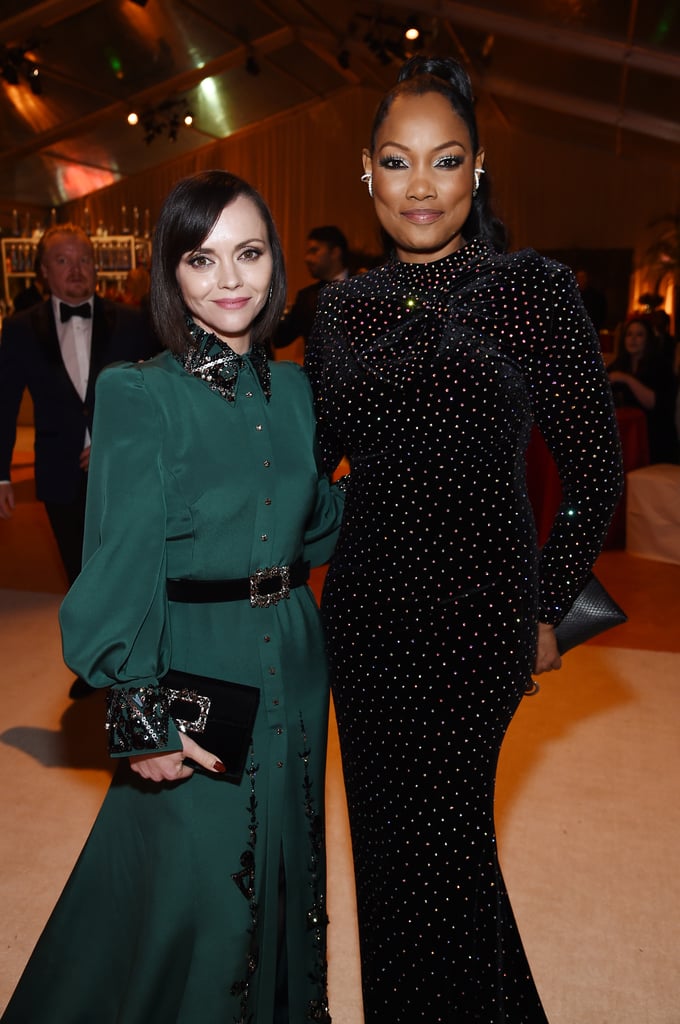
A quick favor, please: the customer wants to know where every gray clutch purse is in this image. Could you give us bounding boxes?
[554,574,627,654]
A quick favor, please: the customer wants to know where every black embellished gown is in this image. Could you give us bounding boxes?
[307,239,623,1023]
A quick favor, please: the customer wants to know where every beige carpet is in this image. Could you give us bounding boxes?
[2,588,679,1022]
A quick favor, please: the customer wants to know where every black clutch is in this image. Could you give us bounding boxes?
[554,574,627,654]
[161,668,260,784]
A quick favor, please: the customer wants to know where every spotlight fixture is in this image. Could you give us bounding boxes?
[1,42,44,92]
[129,98,194,143]
[1,58,19,85]
[27,63,41,94]
[404,17,420,42]
[245,51,260,76]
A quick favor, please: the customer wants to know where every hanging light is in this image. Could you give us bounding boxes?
[27,63,41,94]
[404,16,420,42]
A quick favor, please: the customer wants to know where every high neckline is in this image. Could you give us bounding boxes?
[174,317,271,403]
[388,237,493,286]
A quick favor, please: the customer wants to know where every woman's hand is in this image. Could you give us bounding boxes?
[607,371,656,410]
[533,621,562,675]
[129,733,226,783]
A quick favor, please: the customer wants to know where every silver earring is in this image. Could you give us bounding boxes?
[472,167,486,197]
[361,172,373,198]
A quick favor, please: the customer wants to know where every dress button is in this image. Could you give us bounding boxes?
[263,459,271,468]
[245,392,253,398]
[276,761,283,768]
[273,699,280,706]
[276,727,283,736]
[263,634,271,643]
[260,534,268,542]
[268,666,276,675]
[264,498,272,506]
[255,424,263,431]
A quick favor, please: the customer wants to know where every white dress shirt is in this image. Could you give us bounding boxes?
[53,295,94,447]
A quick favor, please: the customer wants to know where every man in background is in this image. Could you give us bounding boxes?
[271,225,349,355]
[0,224,158,697]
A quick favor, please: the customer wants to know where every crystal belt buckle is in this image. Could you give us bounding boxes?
[249,564,291,608]
[165,688,211,733]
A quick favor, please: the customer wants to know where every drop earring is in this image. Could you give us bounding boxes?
[472,167,486,197]
[360,172,373,198]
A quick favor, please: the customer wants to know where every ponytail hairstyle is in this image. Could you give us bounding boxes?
[369,56,507,252]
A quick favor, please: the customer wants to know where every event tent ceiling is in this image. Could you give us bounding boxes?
[0,0,678,207]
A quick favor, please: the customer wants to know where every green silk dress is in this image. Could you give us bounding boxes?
[2,343,344,1024]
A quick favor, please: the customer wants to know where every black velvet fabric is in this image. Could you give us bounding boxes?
[307,239,623,1023]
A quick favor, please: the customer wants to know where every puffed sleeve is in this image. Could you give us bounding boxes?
[303,465,347,567]
[526,262,624,624]
[59,362,182,757]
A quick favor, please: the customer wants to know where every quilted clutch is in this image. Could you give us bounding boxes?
[554,574,627,654]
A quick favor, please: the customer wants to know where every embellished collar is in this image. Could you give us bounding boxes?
[174,317,271,403]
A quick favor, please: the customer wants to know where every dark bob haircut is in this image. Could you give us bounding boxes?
[369,56,507,253]
[150,170,287,353]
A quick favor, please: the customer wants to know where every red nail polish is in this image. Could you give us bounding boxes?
[213,760,226,773]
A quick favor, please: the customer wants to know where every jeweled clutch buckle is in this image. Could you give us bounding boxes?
[249,564,291,608]
[164,688,211,733]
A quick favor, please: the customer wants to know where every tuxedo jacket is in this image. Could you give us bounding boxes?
[0,296,158,503]
[271,281,323,350]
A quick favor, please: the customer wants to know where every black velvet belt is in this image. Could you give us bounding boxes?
[166,559,309,608]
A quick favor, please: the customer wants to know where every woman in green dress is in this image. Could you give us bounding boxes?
[2,171,345,1024]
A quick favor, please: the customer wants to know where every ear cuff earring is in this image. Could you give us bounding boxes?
[472,167,486,197]
[360,172,373,198]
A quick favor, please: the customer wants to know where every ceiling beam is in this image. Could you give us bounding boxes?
[482,72,680,145]
[0,26,294,165]
[383,0,680,79]
[0,0,102,44]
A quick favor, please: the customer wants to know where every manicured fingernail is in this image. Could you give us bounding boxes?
[213,760,226,773]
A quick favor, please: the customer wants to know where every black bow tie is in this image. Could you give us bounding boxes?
[60,302,92,322]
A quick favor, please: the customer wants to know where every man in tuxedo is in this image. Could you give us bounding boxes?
[271,225,349,355]
[0,224,158,696]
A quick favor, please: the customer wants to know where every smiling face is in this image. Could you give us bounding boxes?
[175,194,273,354]
[363,90,484,263]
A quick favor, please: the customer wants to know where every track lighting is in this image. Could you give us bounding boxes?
[127,99,194,144]
[1,44,42,91]
[245,52,260,76]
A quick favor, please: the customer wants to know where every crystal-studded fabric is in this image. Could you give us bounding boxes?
[307,239,623,1023]
[176,316,272,403]
[105,685,170,753]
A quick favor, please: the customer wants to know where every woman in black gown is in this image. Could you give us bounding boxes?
[307,57,623,1022]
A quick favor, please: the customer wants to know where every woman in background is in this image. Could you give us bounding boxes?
[307,56,623,1023]
[608,315,679,463]
[2,170,344,1024]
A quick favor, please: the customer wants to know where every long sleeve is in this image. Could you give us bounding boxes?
[527,263,624,623]
[59,362,181,755]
